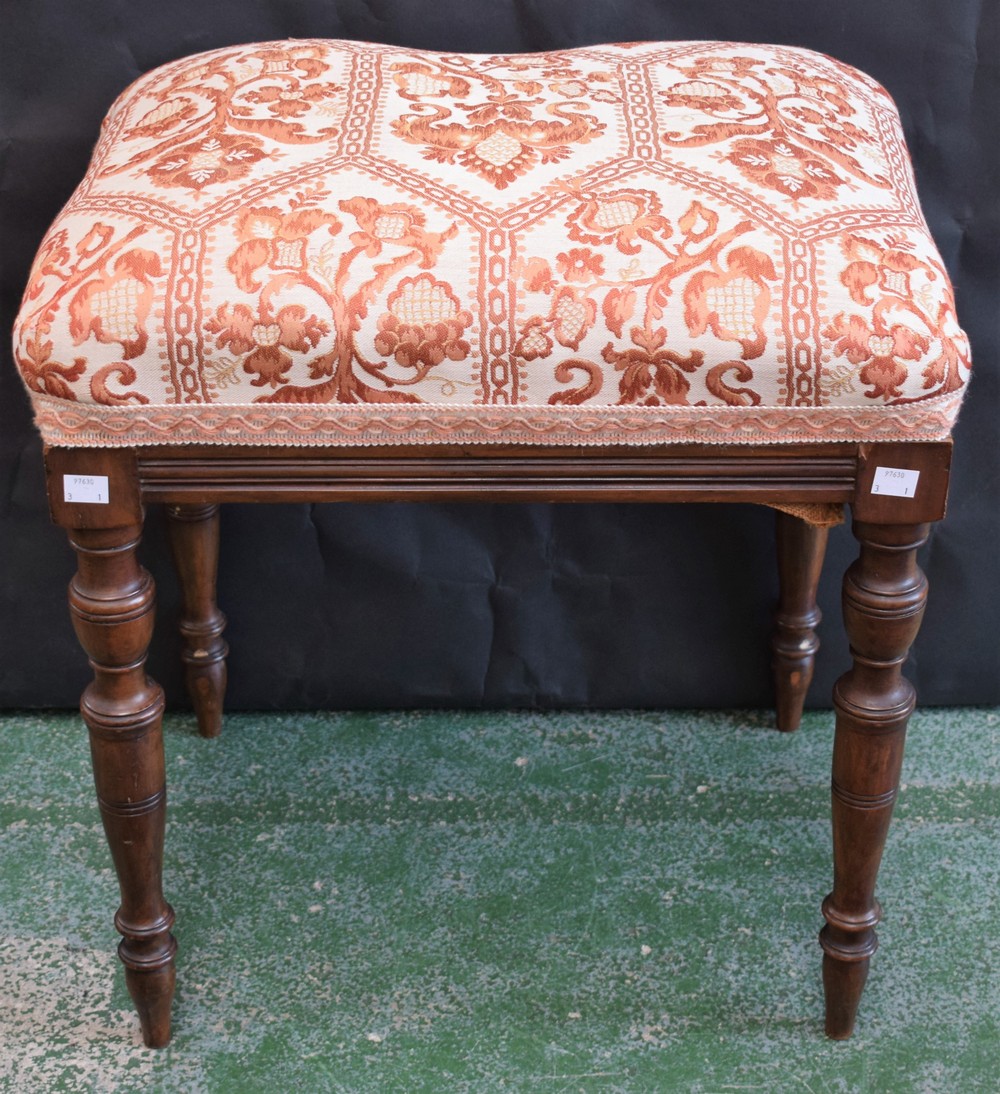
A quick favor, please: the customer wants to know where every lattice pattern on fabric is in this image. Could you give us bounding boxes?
[13,39,969,447]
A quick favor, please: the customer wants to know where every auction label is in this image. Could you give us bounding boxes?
[63,474,110,504]
[871,466,920,498]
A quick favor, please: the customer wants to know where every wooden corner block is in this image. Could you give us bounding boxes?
[851,441,952,525]
[44,447,143,529]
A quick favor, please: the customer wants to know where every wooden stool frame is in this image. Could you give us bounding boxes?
[44,436,952,1047]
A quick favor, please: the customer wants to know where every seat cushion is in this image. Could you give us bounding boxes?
[14,39,969,447]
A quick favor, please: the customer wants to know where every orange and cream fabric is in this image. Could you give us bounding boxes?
[13,39,970,447]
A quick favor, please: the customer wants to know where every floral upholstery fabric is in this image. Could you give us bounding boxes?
[14,39,969,447]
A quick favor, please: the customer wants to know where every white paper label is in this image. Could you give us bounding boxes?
[63,474,110,504]
[871,466,920,498]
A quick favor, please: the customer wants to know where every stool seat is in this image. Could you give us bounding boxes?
[14,39,968,448]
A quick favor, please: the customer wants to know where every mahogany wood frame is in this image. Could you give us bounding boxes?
[43,437,952,1047]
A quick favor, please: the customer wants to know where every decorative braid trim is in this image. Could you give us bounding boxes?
[31,392,964,449]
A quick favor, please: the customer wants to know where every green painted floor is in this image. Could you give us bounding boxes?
[0,708,997,1092]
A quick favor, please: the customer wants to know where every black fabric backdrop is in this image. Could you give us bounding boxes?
[1,1,997,710]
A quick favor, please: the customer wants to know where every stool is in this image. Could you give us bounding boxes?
[12,39,970,1046]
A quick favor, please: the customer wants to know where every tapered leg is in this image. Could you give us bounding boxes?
[820,520,929,1039]
[772,512,829,731]
[165,503,228,738]
[68,523,176,1048]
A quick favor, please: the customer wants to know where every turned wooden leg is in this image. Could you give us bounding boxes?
[820,520,929,1039]
[69,522,177,1048]
[772,512,829,731]
[165,503,228,738]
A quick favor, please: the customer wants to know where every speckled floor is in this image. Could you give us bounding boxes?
[1,708,997,1092]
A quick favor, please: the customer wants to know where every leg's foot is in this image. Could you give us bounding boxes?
[166,503,228,737]
[821,951,871,1039]
[125,953,177,1048]
[772,512,829,731]
[820,520,929,1038]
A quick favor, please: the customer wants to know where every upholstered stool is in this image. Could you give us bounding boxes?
[13,39,969,1046]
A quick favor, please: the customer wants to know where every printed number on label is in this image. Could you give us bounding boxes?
[871,466,920,498]
[63,474,110,504]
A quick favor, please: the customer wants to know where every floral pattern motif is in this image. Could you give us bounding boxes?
[656,52,893,206]
[206,302,328,388]
[513,196,777,405]
[228,197,342,291]
[18,223,162,404]
[111,43,344,192]
[725,138,843,202]
[374,275,472,371]
[566,189,672,253]
[823,233,967,401]
[146,134,269,191]
[13,39,969,448]
[243,78,343,120]
[388,55,610,189]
